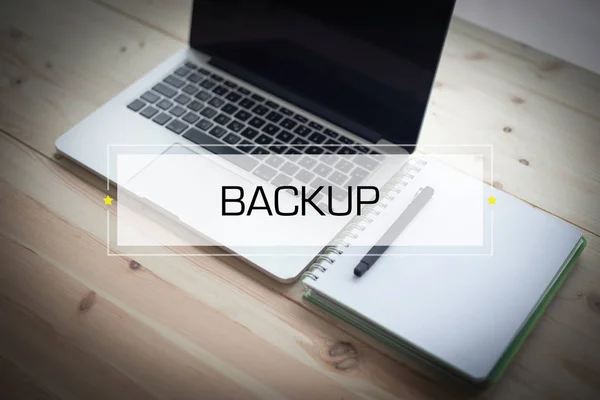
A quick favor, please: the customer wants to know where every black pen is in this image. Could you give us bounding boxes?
[353,186,435,277]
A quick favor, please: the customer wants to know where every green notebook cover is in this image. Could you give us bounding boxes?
[304,236,587,386]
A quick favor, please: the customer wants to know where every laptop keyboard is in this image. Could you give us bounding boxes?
[127,61,383,205]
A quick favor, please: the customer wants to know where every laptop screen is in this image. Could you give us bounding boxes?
[190,1,456,150]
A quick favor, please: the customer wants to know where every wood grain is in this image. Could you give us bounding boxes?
[0,0,599,398]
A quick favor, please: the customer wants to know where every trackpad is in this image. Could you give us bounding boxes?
[119,145,343,249]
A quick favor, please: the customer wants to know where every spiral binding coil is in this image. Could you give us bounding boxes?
[301,157,427,285]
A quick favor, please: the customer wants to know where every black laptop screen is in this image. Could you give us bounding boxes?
[190,0,456,149]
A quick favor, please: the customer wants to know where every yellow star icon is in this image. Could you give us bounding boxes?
[488,196,497,205]
[103,195,113,205]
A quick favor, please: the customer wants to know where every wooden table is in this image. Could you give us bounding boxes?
[1,1,599,399]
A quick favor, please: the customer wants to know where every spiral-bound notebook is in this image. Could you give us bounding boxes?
[302,157,586,385]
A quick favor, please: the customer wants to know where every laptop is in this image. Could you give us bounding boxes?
[56,0,457,282]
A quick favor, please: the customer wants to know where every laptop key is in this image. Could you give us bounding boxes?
[169,105,186,117]
[248,117,266,129]
[198,67,211,75]
[256,134,273,145]
[280,118,297,130]
[187,100,203,111]
[187,73,202,83]
[321,153,339,165]
[281,162,299,176]
[209,126,227,138]
[224,80,237,89]
[266,155,285,168]
[251,94,265,102]
[252,147,270,156]
[262,123,280,136]
[223,133,241,144]
[338,136,354,145]
[299,156,317,169]
[234,110,251,122]
[271,173,292,187]
[350,167,369,184]
[200,106,217,118]
[307,132,325,143]
[222,103,239,115]
[225,92,242,103]
[323,139,340,153]
[214,114,231,126]
[293,114,308,123]
[330,185,348,202]
[182,129,259,172]
[266,111,283,123]
[166,119,188,134]
[329,171,348,186]
[174,67,191,77]
[271,143,288,154]
[200,79,216,89]
[285,148,301,155]
[306,146,324,155]
[294,125,312,137]
[210,73,224,82]
[127,99,146,112]
[164,74,185,88]
[184,62,198,70]
[156,99,173,110]
[237,87,251,95]
[141,91,160,103]
[208,97,225,108]
[276,130,294,143]
[195,118,213,131]
[140,106,158,118]
[153,83,177,98]
[238,98,255,109]
[295,169,315,184]
[174,94,191,105]
[194,90,211,101]
[354,154,379,171]
[252,104,269,116]
[152,112,172,126]
[212,85,228,96]
[227,120,244,132]
[335,159,353,173]
[338,147,356,155]
[241,127,259,140]
[182,112,200,124]
[182,84,199,95]
[253,164,277,182]
[279,107,293,116]
[323,128,339,138]
[309,121,324,131]
[265,100,278,109]
[314,163,333,178]
[238,140,255,153]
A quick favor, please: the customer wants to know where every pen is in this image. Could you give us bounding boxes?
[353,186,435,277]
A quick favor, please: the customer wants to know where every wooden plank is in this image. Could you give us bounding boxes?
[1,0,599,236]
[0,0,183,156]
[0,231,275,399]
[1,115,600,399]
[0,357,57,400]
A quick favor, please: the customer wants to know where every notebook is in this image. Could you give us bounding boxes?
[302,157,586,385]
